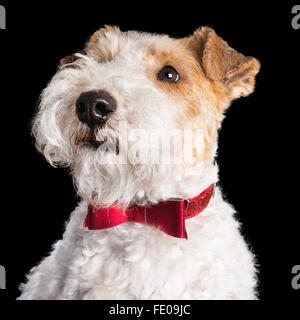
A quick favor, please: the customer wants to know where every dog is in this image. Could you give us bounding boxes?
[19,26,260,300]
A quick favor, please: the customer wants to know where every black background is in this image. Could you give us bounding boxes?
[0,0,298,306]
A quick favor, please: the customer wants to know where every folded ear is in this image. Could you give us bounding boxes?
[186,27,260,99]
[60,53,79,66]
[60,26,120,67]
[59,50,86,68]
[87,25,120,45]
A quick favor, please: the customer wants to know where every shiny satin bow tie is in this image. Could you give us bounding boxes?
[84,184,215,239]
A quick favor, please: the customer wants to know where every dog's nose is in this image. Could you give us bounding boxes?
[76,90,117,127]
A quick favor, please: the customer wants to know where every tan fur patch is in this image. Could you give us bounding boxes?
[141,27,259,166]
[142,36,221,166]
[143,38,212,117]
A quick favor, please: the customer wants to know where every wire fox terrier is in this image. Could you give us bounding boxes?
[19,26,260,299]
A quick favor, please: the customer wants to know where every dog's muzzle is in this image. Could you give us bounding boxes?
[76,90,117,128]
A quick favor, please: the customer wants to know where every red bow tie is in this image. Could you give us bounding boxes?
[84,184,214,239]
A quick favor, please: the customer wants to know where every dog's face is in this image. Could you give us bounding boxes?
[32,26,259,206]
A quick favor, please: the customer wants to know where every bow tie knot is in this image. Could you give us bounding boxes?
[84,184,215,239]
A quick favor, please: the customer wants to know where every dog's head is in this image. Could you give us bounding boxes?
[32,26,260,206]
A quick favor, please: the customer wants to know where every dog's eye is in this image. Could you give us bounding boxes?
[157,66,180,83]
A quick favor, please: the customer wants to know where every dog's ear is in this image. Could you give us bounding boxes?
[59,49,86,67]
[60,26,120,67]
[59,53,78,66]
[185,27,260,99]
[87,25,120,45]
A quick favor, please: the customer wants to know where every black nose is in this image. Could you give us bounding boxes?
[76,90,117,127]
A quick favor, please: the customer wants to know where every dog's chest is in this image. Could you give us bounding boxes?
[73,222,201,298]
[59,198,254,299]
